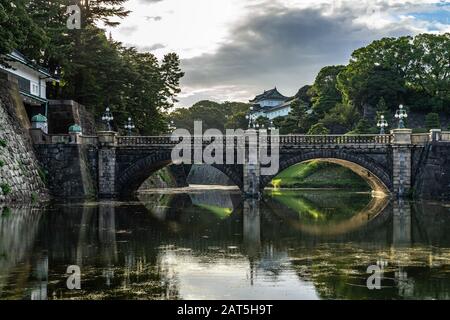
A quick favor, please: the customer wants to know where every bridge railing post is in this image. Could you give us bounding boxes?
[98,131,118,198]
[98,131,117,146]
[391,129,412,198]
[429,129,442,142]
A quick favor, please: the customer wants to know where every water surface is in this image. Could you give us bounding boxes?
[1,189,450,300]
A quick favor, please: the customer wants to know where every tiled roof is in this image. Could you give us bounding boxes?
[249,87,289,103]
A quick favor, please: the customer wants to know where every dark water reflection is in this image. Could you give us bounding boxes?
[1,189,450,300]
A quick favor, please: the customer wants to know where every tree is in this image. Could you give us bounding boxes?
[351,118,373,134]
[225,111,248,129]
[337,34,450,114]
[294,85,312,106]
[321,103,360,134]
[376,97,389,117]
[18,0,183,135]
[280,99,310,134]
[171,100,250,132]
[0,0,46,66]
[255,116,270,129]
[411,34,450,108]
[310,65,346,116]
[160,53,184,108]
[307,123,330,135]
[425,113,441,130]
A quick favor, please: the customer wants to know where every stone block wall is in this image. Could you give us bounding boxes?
[47,100,96,135]
[414,142,450,200]
[0,75,48,203]
[34,144,97,199]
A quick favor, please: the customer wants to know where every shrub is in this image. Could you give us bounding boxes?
[0,159,4,167]
[413,128,428,134]
[0,183,11,195]
[425,112,441,130]
[1,207,11,216]
[0,139,6,148]
[307,123,330,135]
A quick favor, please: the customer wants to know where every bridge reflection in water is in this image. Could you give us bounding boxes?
[1,191,450,299]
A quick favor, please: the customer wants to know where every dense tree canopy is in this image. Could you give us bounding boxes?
[279,33,450,135]
[171,100,250,132]
[0,0,46,66]
[338,34,450,113]
[0,0,184,135]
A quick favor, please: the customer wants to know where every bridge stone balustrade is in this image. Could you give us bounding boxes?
[29,128,450,200]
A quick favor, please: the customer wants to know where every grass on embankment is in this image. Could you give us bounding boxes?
[271,160,370,190]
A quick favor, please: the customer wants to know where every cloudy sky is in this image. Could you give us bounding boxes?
[108,0,450,107]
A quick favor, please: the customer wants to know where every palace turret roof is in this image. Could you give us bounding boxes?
[249,87,289,103]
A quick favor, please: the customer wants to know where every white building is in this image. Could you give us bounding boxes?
[0,50,56,120]
[249,87,291,121]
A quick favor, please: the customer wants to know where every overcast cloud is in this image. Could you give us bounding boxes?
[109,0,450,106]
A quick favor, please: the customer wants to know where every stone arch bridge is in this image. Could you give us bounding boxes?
[31,129,450,200]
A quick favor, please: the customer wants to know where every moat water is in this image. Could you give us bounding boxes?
[1,188,450,300]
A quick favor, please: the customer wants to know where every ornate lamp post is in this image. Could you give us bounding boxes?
[102,107,114,131]
[377,115,388,134]
[246,106,255,129]
[395,104,408,129]
[124,117,135,136]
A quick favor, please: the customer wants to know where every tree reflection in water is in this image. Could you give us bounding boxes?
[1,190,450,300]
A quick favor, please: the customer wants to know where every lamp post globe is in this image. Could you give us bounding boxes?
[102,107,114,131]
[395,104,408,129]
[377,115,388,135]
[124,117,135,136]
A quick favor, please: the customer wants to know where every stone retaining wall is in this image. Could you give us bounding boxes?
[0,75,48,202]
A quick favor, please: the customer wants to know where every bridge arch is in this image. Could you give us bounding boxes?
[115,152,243,198]
[260,149,392,194]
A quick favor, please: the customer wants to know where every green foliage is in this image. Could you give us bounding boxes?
[321,103,360,134]
[337,34,450,113]
[0,139,6,148]
[0,0,46,66]
[1,183,11,195]
[425,113,441,130]
[310,65,346,116]
[1,207,11,217]
[0,159,4,167]
[31,192,38,203]
[412,128,428,134]
[37,167,47,185]
[171,100,250,132]
[350,118,374,134]
[255,116,270,129]
[376,97,389,118]
[272,99,314,134]
[307,123,330,135]
[272,161,369,190]
[15,0,183,135]
[225,110,248,129]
